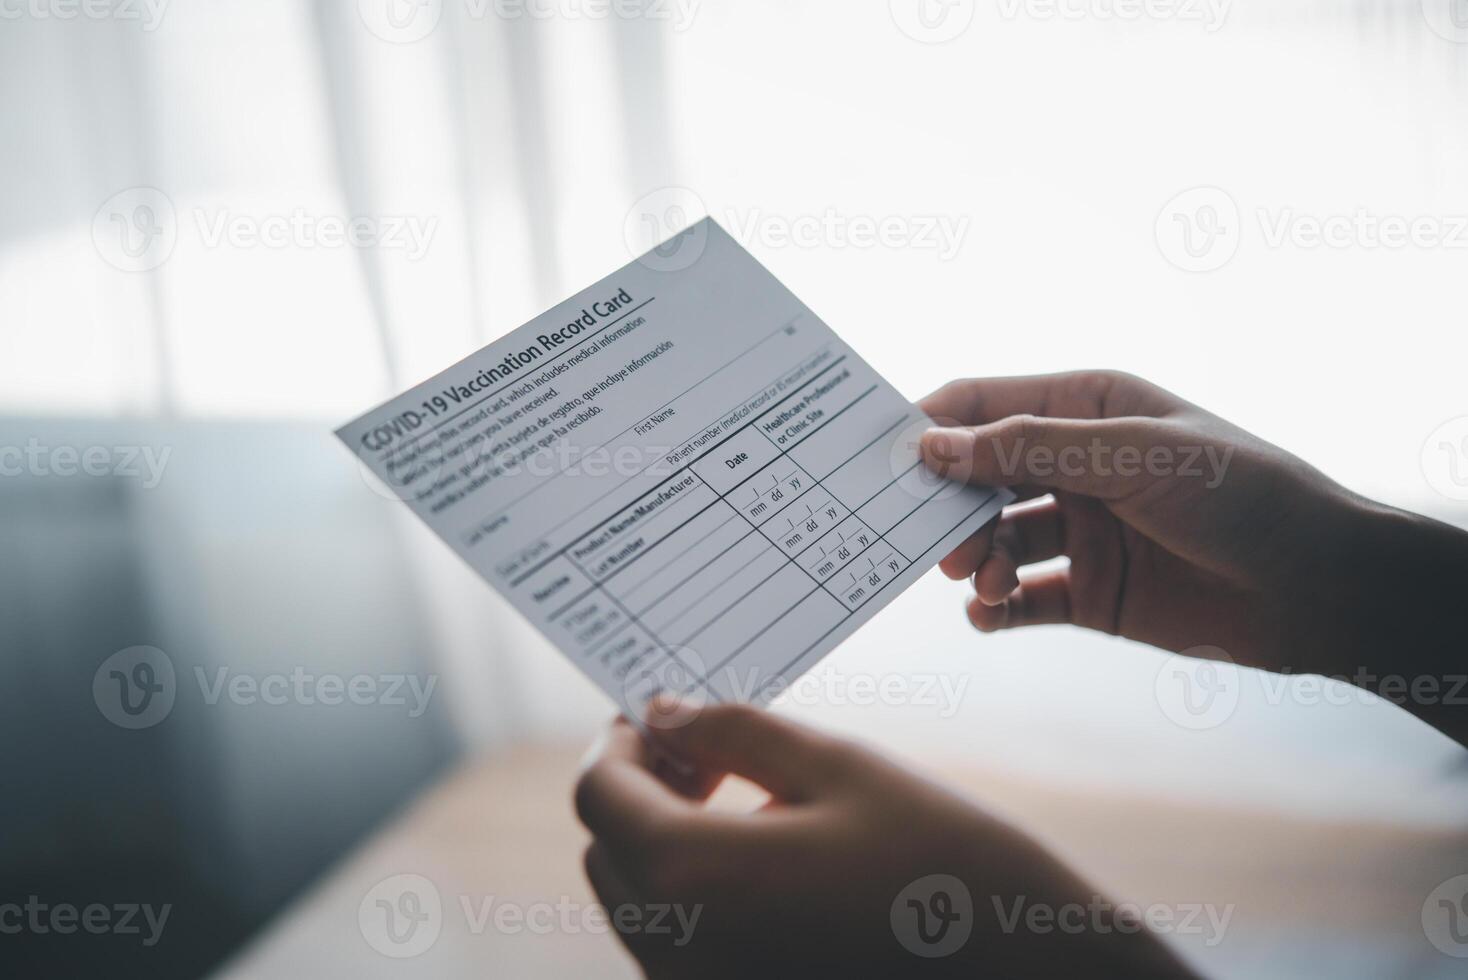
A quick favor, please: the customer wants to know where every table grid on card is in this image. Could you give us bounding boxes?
[518,353,1001,711]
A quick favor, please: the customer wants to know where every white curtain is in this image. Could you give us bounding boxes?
[0,0,680,418]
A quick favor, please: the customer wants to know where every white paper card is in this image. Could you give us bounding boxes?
[337,219,1011,719]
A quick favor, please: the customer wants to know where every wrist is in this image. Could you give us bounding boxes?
[1299,496,1468,734]
[949,834,1200,979]
[971,891,1197,979]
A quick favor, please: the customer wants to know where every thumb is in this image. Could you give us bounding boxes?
[646,702,844,803]
[920,414,1160,500]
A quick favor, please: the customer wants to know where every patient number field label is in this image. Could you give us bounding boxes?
[338,219,1011,717]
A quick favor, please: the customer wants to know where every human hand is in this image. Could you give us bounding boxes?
[918,371,1399,675]
[575,704,1191,978]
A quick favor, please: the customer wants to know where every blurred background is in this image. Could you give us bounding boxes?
[4,0,1468,976]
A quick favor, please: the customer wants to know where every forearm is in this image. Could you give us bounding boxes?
[947,837,1203,979]
[981,917,1198,980]
[1303,499,1468,745]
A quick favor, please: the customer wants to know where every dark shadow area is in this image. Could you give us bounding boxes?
[0,419,460,978]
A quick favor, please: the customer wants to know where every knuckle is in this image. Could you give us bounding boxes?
[1070,369,1138,410]
[927,378,982,426]
[1091,368,1136,388]
[940,377,980,399]
[1013,413,1048,446]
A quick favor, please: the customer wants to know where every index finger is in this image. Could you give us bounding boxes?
[919,371,1177,427]
[574,721,693,859]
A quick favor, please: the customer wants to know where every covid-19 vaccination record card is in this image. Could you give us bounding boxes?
[338,218,1011,720]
